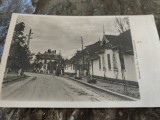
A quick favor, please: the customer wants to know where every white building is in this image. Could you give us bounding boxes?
[89,30,138,85]
[34,49,64,75]
[64,42,101,77]
[65,30,138,86]
[64,63,75,74]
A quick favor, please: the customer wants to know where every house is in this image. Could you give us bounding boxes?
[34,49,64,75]
[64,50,88,77]
[64,41,101,77]
[64,59,76,75]
[64,30,137,86]
[88,30,138,86]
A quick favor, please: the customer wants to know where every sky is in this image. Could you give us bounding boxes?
[17,15,119,59]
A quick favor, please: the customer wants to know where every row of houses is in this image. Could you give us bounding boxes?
[64,30,138,86]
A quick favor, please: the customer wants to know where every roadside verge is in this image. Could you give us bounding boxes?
[65,76,139,101]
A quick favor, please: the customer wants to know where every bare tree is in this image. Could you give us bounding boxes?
[115,17,130,34]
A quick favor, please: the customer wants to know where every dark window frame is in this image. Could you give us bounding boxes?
[107,54,111,70]
[99,56,101,70]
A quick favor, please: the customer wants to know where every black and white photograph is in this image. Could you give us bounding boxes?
[0,14,141,102]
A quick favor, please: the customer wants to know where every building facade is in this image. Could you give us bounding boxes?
[64,41,101,77]
[65,30,138,85]
[64,50,89,77]
[88,30,137,85]
[34,49,64,75]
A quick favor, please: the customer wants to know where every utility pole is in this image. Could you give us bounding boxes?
[26,29,33,48]
[81,36,85,74]
[26,29,33,72]
[103,24,105,36]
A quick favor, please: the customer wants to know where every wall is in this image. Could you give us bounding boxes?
[90,49,137,82]
[123,54,137,81]
[64,64,75,74]
[111,50,123,80]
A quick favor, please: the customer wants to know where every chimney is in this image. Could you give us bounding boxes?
[48,49,51,53]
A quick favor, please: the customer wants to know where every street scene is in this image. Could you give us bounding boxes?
[1,15,140,101]
[2,72,128,101]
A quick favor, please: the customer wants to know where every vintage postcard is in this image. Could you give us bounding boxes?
[0,14,160,107]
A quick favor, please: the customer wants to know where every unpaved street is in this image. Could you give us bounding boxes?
[1,72,124,101]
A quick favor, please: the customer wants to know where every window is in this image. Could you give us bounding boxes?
[107,54,111,70]
[102,54,106,71]
[113,53,118,70]
[99,56,101,70]
[102,54,105,68]
[119,51,125,70]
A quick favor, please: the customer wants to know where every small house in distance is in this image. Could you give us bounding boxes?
[64,41,102,77]
[64,50,89,77]
[64,59,76,76]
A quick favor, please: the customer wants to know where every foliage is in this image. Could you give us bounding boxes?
[7,22,33,71]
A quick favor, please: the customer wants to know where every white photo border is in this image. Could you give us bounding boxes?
[0,14,159,108]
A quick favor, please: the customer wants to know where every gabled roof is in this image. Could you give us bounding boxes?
[85,41,101,55]
[67,30,133,64]
[66,51,83,64]
[67,41,102,64]
[104,30,132,46]
[104,35,118,46]
[118,30,132,48]
[105,35,117,41]
[85,41,102,60]
[103,30,133,54]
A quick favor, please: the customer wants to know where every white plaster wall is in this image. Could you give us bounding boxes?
[112,51,123,79]
[89,49,137,82]
[92,58,104,77]
[89,50,121,79]
[123,55,137,81]
[104,49,115,79]
[64,64,75,73]
[104,49,137,81]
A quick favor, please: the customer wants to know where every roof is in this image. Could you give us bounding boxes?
[103,30,133,54]
[66,30,133,64]
[66,41,102,64]
[118,30,133,47]
[104,30,132,46]
[36,52,61,60]
[85,41,101,55]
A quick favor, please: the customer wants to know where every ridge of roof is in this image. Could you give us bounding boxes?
[104,30,133,48]
[67,30,133,63]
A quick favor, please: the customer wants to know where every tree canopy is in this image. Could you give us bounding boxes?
[7,22,33,71]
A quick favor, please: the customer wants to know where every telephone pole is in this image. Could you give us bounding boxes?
[103,24,105,35]
[26,29,33,48]
[81,36,85,71]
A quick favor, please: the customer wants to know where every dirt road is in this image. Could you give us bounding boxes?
[1,72,124,101]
